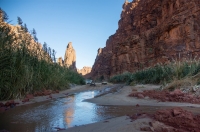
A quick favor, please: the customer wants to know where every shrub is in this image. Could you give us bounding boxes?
[110,61,200,85]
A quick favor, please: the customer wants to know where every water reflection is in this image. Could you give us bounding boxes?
[64,91,98,128]
[65,96,74,127]
[0,91,111,132]
[1,90,200,132]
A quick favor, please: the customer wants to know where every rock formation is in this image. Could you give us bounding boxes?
[1,22,52,62]
[91,0,200,79]
[77,66,92,77]
[64,42,76,70]
[57,57,64,66]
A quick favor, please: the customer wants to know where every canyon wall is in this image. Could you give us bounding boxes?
[91,0,200,79]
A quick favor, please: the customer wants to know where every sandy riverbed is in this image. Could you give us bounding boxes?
[60,84,200,132]
[2,84,200,132]
[61,116,153,132]
[0,83,114,107]
[86,84,200,107]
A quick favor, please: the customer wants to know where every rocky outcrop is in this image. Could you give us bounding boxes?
[57,57,64,66]
[77,66,92,76]
[64,42,76,70]
[91,0,200,79]
[1,22,52,62]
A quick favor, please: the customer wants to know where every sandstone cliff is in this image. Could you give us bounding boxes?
[64,42,76,70]
[1,22,51,62]
[91,0,200,79]
[77,66,92,77]
[9,24,42,50]
[57,57,64,66]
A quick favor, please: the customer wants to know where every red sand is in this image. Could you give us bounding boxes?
[129,89,200,104]
[154,107,200,132]
[129,107,200,132]
[129,88,200,132]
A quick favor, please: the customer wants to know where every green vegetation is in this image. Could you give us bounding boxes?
[110,61,200,86]
[0,9,85,100]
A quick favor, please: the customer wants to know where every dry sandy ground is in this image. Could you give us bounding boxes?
[86,84,200,107]
[60,116,153,132]
[60,84,200,132]
[0,83,114,107]
[3,84,200,132]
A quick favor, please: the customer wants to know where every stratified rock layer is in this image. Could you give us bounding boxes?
[64,42,76,70]
[91,0,200,79]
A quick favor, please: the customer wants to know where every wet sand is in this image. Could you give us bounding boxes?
[61,84,200,132]
[2,84,200,132]
[0,83,114,107]
[60,116,153,132]
[86,84,200,107]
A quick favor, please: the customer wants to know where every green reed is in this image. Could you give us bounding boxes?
[0,22,85,100]
[110,60,200,85]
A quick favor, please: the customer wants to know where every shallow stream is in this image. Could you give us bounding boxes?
[0,86,199,132]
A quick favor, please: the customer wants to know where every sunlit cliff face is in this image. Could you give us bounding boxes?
[64,42,76,70]
[91,0,200,79]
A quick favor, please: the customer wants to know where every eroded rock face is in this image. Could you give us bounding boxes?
[57,57,64,66]
[64,42,76,70]
[2,23,52,62]
[77,66,92,76]
[91,0,200,79]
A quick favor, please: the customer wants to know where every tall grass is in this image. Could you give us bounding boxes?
[110,60,200,85]
[0,21,85,100]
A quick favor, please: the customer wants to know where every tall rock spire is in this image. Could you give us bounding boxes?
[64,42,76,70]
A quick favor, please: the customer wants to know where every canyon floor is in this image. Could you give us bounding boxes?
[0,83,114,108]
[2,84,200,132]
[63,84,200,132]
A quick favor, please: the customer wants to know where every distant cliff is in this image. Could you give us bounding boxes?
[77,66,92,78]
[91,0,200,79]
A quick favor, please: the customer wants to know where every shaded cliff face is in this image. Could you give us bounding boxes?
[64,42,76,70]
[91,0,200,79]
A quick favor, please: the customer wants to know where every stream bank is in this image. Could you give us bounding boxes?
[1,84,200,132]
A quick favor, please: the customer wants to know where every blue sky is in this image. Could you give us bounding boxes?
[0,0,127,69]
